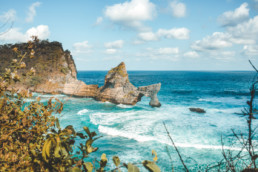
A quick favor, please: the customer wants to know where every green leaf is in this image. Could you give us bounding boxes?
[65,125,76,134]
[61,146,68,158]
[112,156,120,167]
[54,145,61,158]
[83,126,91,137]
[83,162,93,172]
[76,132,86,139]
[152,150,158,162]
[100,153,108,168]
[127,163,140,172]
[56,118,61,130]
[68,167,82,172]
[42,138,53,161]
[86,139,94,154]
[142,160,161,172]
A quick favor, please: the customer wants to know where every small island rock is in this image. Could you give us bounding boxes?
[96,62,161,107]
[189,108,206,113]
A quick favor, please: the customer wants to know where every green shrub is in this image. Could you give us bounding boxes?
[60,67,69,74]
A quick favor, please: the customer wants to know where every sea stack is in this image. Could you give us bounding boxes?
[96,62,161,107]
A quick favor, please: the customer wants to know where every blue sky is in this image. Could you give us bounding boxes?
[0,0,258,70]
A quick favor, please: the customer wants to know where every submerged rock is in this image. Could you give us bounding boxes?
[189,108,206,113]
[96,62,161,107]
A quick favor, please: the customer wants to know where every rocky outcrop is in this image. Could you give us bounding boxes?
[95,62,161,107]
[138,84,161,107]
[189,108,206,113]
[63,79,98,97]
[0,41,161,107]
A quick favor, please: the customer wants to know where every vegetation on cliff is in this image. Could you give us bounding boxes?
[0,39,77,90]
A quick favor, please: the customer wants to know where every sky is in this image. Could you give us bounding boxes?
[0,0,258,71]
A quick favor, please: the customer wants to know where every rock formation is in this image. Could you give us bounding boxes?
[189,108,206,113]
[96,62,161,107]
[0,41,161,107]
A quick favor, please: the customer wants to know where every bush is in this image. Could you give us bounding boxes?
[60,67,69,74]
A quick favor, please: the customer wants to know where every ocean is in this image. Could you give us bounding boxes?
[34,71,258,171]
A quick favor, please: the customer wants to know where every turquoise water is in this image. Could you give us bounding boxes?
[34,71,258,171]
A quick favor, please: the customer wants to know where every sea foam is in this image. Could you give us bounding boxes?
[77,109,89,115]
[98,125,243,151]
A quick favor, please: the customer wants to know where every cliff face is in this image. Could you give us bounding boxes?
[0,41,161,107]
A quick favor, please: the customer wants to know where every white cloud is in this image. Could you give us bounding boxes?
[137,47,180,61]
[192,14,258,52]
[212,51,236,61]
[94,17,103,25]
[73,41,92,54]
[191,32,232,51]
[104,40,124,54]
[104,0,156,30]
[218,3,249,27]
[133,40,144,45]
[105,40,124,49]
[158,47,179,55]
[0,28,26,42]
[105,48,118,54]
[157,28,190,40]
[138,27,190,42]
[26,2,41,23]
[184,51,199,58]
[170,0,186,18]
[228,15,258,44]
[242,45,258,56]
[0,25,50,43]
[26,25,50,39]
[138,32,158,41]
[0,9,16,22]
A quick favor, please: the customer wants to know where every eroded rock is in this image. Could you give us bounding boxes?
[96,62,161,107]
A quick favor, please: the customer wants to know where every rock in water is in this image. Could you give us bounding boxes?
[96,62,161,107]
[189,108,206,113]
[138,84,161,107]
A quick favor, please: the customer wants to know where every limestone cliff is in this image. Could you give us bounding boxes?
[96,62,161,107]
[0,40,99,96]
[0,41,161,107]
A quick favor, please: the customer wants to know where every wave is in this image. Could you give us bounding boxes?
[98,125,243,151]
[90,111,138,125]
[77,109,89,115]
[171,90,193,95]
[117,104,133,108]
[198,97,246,104]
[219,90,250,96]
[171,89,251,97]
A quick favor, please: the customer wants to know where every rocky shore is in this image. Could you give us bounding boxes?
[0,40,161,107]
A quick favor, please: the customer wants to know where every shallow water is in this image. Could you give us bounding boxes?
[33,71,258,171]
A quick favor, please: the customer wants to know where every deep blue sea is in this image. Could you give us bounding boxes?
[34,71,258,171]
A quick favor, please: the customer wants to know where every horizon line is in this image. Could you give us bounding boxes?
[77,70,255,72]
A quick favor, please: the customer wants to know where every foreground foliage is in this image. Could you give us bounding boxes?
[0,37,160,171]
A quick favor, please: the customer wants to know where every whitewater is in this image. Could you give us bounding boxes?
[33,71,258,171]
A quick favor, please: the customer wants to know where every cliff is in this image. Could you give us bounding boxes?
[0,41,161,107]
